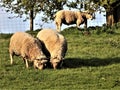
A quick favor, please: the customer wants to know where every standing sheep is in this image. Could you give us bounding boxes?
[9,32,48,70]
[54,10,93,32]
[37,29,67,69]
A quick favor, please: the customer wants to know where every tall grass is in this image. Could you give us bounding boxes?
[0,26,120,90]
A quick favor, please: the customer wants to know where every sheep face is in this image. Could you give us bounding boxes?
[85,13,93,20]
[50,57,63,69]
[34,59,48,70]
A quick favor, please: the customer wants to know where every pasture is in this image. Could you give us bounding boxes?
[0,26,120,90]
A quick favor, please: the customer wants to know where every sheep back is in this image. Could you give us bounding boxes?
[9,32,47,69]
[37,29,67,69]
[55,10,84,24]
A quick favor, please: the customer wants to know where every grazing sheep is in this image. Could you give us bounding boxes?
[37,29,67,69]
[9,32,48,70]
[54,10,93,32]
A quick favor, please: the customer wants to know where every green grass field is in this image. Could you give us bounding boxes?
[0,26,120,90]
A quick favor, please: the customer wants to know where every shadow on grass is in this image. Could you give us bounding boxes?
[63,57,120,68]
[4,57,120,69]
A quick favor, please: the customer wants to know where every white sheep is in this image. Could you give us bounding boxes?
[37,29,67,69]
[54,10,93,32]
[9,32,48,70]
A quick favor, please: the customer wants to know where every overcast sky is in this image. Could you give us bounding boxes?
[0,7,106,33]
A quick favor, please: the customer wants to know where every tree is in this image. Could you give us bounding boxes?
[1,0,67,31]
[40,0,67,22]
[91,0,120,26]
[2,0,43,31]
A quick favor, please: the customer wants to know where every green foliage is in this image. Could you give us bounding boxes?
[2,0,44,18]
[67,0,100,13]
[1,0,67,21]
[41,0,67,21]
[91,0,120,9]
[0,26,120,89]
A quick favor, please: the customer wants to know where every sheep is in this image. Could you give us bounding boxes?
[36,29,67,69]
[54,10,93,32]
[9,32,48,70]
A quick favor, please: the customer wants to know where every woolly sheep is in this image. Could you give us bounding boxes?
[54,10,93,32]
[9,32,48,70]
[37,29,67,69]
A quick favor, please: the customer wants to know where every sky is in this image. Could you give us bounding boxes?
[0,7,106,33]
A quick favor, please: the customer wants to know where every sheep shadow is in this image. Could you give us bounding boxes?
[63,57,120,68]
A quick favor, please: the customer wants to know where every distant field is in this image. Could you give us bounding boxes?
[0,26,120,90]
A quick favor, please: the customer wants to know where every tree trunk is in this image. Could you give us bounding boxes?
[106,5,120,27]
[114,5,120,23]
[106,9,114,27]
[30,9,34,31]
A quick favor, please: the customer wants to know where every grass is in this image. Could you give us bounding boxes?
[0,26,120,90]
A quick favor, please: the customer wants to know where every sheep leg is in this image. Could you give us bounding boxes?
[76,20,81,29]
[10,54,13,65]
[24,58,29,68]
[84,20,87,29]
[58,25,61,32]
[56,22,61,32]
[23,58,26,64]
[76,21,84,34]
[33,61,37,69]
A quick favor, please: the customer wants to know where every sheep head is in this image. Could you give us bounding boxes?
[34,56,48,70]
[50,57,63,69]
[82,10,93,20]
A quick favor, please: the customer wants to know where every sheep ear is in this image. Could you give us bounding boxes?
[41,60,48,63]
[83,10,89,13]
[39,55,47,60]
